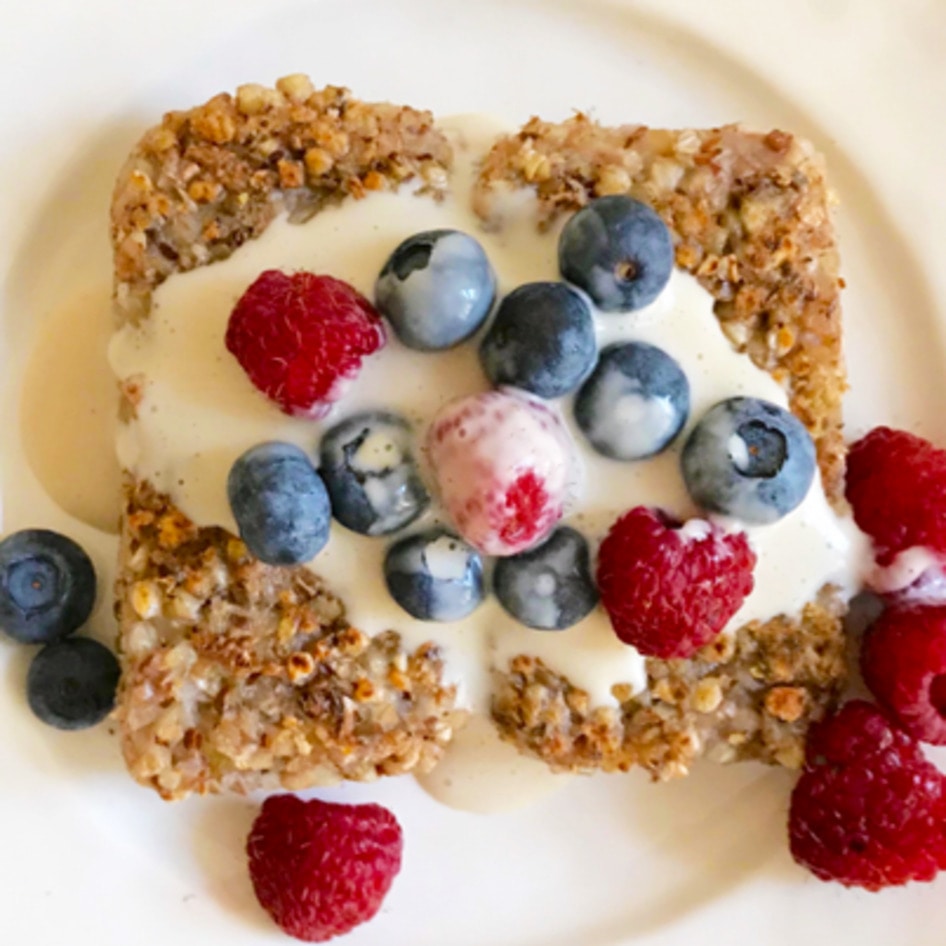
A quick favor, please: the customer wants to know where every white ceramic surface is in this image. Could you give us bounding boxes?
[1,1,945,944]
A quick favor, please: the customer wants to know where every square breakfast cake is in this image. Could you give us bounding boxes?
[110,75,847,800]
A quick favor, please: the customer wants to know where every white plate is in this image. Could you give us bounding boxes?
[2,1,946,943]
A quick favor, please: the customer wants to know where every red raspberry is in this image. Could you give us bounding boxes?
[861,605,946,744]
[846,426,946,564]
[247,794,402,942]
[596,507,756,658]
[226,270,386,418]
[789,700,946,890]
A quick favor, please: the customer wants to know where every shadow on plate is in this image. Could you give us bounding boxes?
[189,796,274,934]
[532,761,797,946]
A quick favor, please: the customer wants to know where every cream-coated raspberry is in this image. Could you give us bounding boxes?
[427,390,579,556]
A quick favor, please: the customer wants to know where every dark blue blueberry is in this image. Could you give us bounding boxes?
[227,442,331,565]
[574,342,690,460]
[558,195,674,312]
[27,637,120,730]
[493,527,598,630]
[319,412,429,536]
[681,397,817,524]
[384,528,484,621]
[375,229,496,350]
[479,282,597,398]
[0,529,96,645]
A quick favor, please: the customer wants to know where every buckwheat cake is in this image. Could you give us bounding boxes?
[110,75,851,801]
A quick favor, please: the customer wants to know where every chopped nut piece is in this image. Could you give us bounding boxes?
[692,678,723,714]
[287,652,315,683]
[764,686,808,723]
[236,83,283,115]
[304,147,334,177]
[130,580,160,619]
[277,159,305,189]
[276,73,315,103]
[187,180,222,203]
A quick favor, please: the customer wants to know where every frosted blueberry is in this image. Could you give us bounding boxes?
[320,412,428,536]
[375,229,496,350]
[574,342,689,460]
[681,397,817,524]
[27,637,120,730]
[479,282,597,399]
[0,529,96,645]
[493,527,598,630]
[384,528,484,621]
[558,195,674,312]
[227,442,331,565]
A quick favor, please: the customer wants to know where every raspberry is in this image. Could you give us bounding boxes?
[596,507,756,658]
[226,270,386,418]
[427,391,576,556]
[789,700,946,890]
[247,794,402,942]
[861,605,946,744]
[846,426,946,563]
[867,547,946,604]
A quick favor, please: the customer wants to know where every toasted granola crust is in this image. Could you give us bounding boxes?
[493,587,846,779]
[111,78,848,795]
[474,116,845,503]
[111,76,452,322]
[116,480,463,800]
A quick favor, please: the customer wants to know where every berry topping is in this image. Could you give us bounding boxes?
[247,794,403,943]
[788,700,946,890]
[319,411,429,536]
[27,637,120,730]
[226,270,385,418]
[596,507,756,658]
[867,546,946,605]
[375,229,495,350]
[846,426,946,563]
[427,390,578,556]
[227,442,331,566]
[493,526,598,630]
[479,282,596,398]
[384,528,485,621]
[0,529,96,645]
[574,342,689,460]
[681,397,816,525]
[558,195,674,312]
[861,605,946,744]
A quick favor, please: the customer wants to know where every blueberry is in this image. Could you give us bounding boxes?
[375,229,496,350]
[493,527,598,630]
[479,282,597,398]
[319,412,429,536]
[0,530,96,645]
[681,397,817,524]
[227,442,331,565]
[558,195,674,312]
[384,528,484,621]
[27,637,120,730]
[574,342,690,460]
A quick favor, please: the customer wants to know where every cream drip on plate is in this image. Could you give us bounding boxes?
[109,115,869,810]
